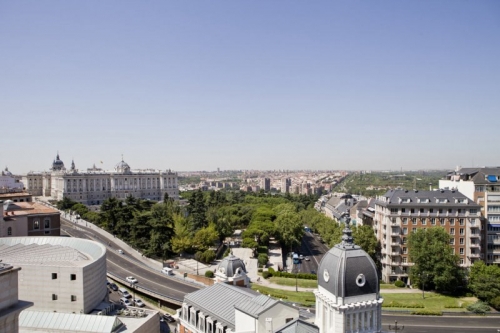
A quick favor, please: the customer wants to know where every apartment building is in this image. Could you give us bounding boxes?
[440,167,500,265]
[374,189,482,284]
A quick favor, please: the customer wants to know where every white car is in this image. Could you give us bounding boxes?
[134,298,145,307]
[117,249,124,254]
[126,276,138,284]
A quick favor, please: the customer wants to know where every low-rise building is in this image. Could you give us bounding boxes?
[1,200,60,237]
[0,263,33,332]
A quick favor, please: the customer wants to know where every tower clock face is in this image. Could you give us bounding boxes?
[323,269,330,282]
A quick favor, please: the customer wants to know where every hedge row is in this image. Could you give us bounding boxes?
[266,268,316,280]
[411,310,442,316]
[383,301,424,308]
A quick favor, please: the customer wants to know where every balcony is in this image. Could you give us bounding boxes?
[470,243,480,248]
[391,232,401,236]
[469,253,481,258]
[390,252,400,256]
[470,234,480,238]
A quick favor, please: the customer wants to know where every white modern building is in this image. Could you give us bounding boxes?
[22,153,179,205]
[0,167,23,192]
[440,167,500,265]
[0,237,107,314]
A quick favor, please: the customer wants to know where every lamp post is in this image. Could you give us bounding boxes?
[421,272,428,299]
[388,320,404,333]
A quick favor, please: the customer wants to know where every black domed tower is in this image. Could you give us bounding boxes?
[314,213,383,333]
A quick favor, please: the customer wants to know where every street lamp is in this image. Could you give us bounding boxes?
[388,320,404,333]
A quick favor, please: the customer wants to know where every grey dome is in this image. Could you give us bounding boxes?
[317,218,379,299]
[318,244,378,298]
[51,153,65,171]
[3,167,12,176]
[217,254,247,277]
[115,159,131,174]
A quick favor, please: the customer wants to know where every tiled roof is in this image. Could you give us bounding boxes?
[184,283,259,329]
[234,294,279,318]
[274,318,319,333]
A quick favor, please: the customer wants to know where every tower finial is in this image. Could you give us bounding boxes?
[121,153,124,161]
[341,210,354,247]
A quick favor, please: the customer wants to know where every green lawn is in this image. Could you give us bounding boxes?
[269,276,318,288]
[381,292,477,312]
[251,285,316,307]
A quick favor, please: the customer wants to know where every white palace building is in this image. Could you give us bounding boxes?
[22,153,179,205]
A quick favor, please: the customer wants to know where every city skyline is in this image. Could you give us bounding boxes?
[2,1,499,173]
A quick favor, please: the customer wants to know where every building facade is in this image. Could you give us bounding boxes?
[439,167,500,266]
[1,200,60,237]
[374,189,482,283]
[23,153,179,205]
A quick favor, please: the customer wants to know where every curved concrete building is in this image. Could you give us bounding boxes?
[0,237,107,314]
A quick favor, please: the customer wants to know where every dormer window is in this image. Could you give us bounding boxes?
[418,198,429,203]
[400,198,410,203]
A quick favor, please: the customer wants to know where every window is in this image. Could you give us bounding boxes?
[458,209,462,213]
[403,247,407,254]
[460,258,464,265]
[450,238,455,245]
[402,257,407,263]
[431,218,436,225]
[411,208,415,213]
[440,218,445,225]
[402,218,408,225]
[439,209,443,213]
[402,237,407,244]
[412,228,417,233]
[450,228,455,235]
[7,227,12,236]
[421,218,426,225]
[391,208,398,214]
[71,274,76,281]
[403,227,408,235]
[420,208,424,213]
[71,295,77,302]
[470,209,477,214]
[430,208,434,213]
[412,218,417,225]
[401,208,406,213]
[459,228,464,235]
[459,248,464,255]
[44,218,50,229]
[52,273,57,279]
[450,218,455,225]
[448,209,452,213]
[286,318,294,323]
[52,294,58,300]
[34,220,40,230]
[460,238,464,245]
[459,219,465,226]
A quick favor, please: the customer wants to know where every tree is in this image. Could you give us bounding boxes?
[193,224,219,251]
[408,227,464,292]
[469,260,500,302]
[187,189,207,232]
[171,213,193,254]
[275,211,303,251]
[352,224,380,265]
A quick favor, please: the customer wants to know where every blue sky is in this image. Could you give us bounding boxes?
[1,1,499,173]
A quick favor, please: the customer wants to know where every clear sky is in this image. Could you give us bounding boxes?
[1,1,499,173]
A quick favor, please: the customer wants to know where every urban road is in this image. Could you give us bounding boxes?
[61,218,200,303]
[62,220,499,332]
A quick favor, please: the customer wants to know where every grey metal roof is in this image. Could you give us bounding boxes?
[217,254,247,277]
[375,189,481,208]
[19,311,123,332]
[234,294,280,318]
[184,283,260,329]
[446,167,500,184]
[274,318,319,333]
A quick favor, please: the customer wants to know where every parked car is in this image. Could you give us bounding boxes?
[120,297,132,307]
[163,314,176,323]
[305,256,310,261]
[117,249,124,254]
[126,276,138,284]
[134,298,145,307]
[299,254,304,260]
[109,283,118,291]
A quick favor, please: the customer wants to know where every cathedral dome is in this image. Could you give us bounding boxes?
[216,254,247,278]
[317,221,379,299]
[51,153,65,171]
[3,167,12,176]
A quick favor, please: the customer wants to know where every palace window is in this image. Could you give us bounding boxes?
[44,218,50,229]
[34,220,40,230]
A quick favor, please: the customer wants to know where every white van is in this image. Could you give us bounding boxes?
[161,267,174,276]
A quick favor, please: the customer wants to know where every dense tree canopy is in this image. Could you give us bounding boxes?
[408,227,464,292]
[468,260,500,303]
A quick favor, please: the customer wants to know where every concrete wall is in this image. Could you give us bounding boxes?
[257,304,298,333]
[234,310,256,332]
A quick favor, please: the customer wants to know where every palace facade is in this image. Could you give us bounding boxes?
[22,153,179,205]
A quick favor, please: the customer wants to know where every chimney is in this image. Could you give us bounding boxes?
[265,318,273,333]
